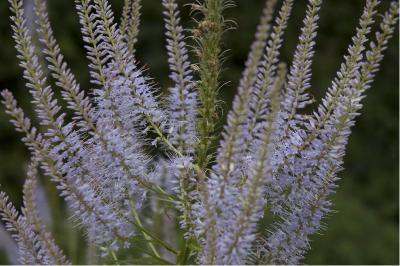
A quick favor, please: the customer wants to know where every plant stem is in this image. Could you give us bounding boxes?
[129,200,178,256]
[132,208,161,258]
[111,251,120,265]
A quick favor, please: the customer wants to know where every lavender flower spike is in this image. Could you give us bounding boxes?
[0,0,397,264]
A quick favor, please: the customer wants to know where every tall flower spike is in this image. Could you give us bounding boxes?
[9,0,84,192]
[120,0,132,38]
[33,0,96,134]
[303,0,379,151]
[77,0,157,136]
[87,0,167,133]
[263,0,323,219]
[302,3,399,248]
[266,5,397,263]
[194,0,229,168]
[266,0,380,218]
[162,0,199,241]
[163,0,198,155]
[87,39,181,213]
[22,159,71,265]
[120,0,142,56]
[1,90,134,252]
[0,0,398,264]
[79,0,168,166]
[11,0,143,219]
[167,156,198,241]
[0,192,42,264]
[259,0,381,221]
[239,0,293,182]
[35,0,155,210]
[244,0,278,72]
[8,0,64,130]
[8,0,90,202]
[259,1,390,264]
[75,1,165,200]
[246,0,294,147]
[282,0,322,119]
[8,1,92,209]
[200,1,292,263]
[217,63,287,265]
[74,0,141,137]
[74,0,109,86]
[193,164,219,264]
[233,0,278,169]
[92,0,126,63]
[75,0,139,137]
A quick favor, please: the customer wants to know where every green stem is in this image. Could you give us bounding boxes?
[148,117,205,177]
[148,117,184,157]
[111,251,120,265]
[132,220,179,255]
[129,200,178,256]
[132,207,161,258]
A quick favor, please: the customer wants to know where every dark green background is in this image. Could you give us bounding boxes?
[0,0,398,264]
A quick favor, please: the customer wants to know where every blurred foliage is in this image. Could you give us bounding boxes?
[0,0,398,264]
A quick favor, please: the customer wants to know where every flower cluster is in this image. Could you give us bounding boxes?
[0,0,397,264]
